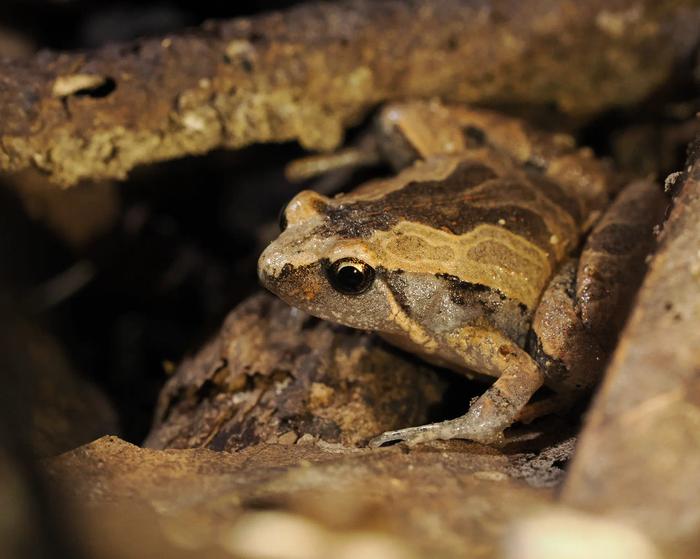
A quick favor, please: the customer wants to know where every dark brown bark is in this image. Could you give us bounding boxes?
[144,293,448,451]
[1,0,698,185]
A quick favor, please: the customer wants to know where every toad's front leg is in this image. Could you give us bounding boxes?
[369,337,544,447]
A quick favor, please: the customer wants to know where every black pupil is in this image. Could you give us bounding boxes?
[328,258,374,295]
[337,265,364,290]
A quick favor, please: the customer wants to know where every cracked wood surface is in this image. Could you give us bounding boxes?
[1,0,699,185]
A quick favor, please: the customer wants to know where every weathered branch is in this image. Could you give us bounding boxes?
[1,0,699,185]
[563,131,700,555]
[144,293,447,451]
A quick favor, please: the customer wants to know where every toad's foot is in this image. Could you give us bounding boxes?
[370,345,545,448]
[368,416,504,448]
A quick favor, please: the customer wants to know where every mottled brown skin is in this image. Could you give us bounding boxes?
[529,179,668,397]
[259,100,665,446]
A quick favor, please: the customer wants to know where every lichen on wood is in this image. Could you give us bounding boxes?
[1,0,699,185]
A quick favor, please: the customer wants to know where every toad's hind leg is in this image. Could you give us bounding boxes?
[528,258,605,399]
[369,344,544,447]
[529,179,667,401]
[575,179,667,353]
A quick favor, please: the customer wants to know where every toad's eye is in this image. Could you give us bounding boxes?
[327,258,375,295]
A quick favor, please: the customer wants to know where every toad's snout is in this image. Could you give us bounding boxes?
[257,242,288,293]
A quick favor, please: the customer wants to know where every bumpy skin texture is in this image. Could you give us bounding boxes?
[530,179,667,397]
[259,100,665,446]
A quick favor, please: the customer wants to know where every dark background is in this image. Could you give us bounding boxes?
[0,0,315,443]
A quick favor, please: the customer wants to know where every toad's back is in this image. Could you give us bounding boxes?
[311,150,584,310]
